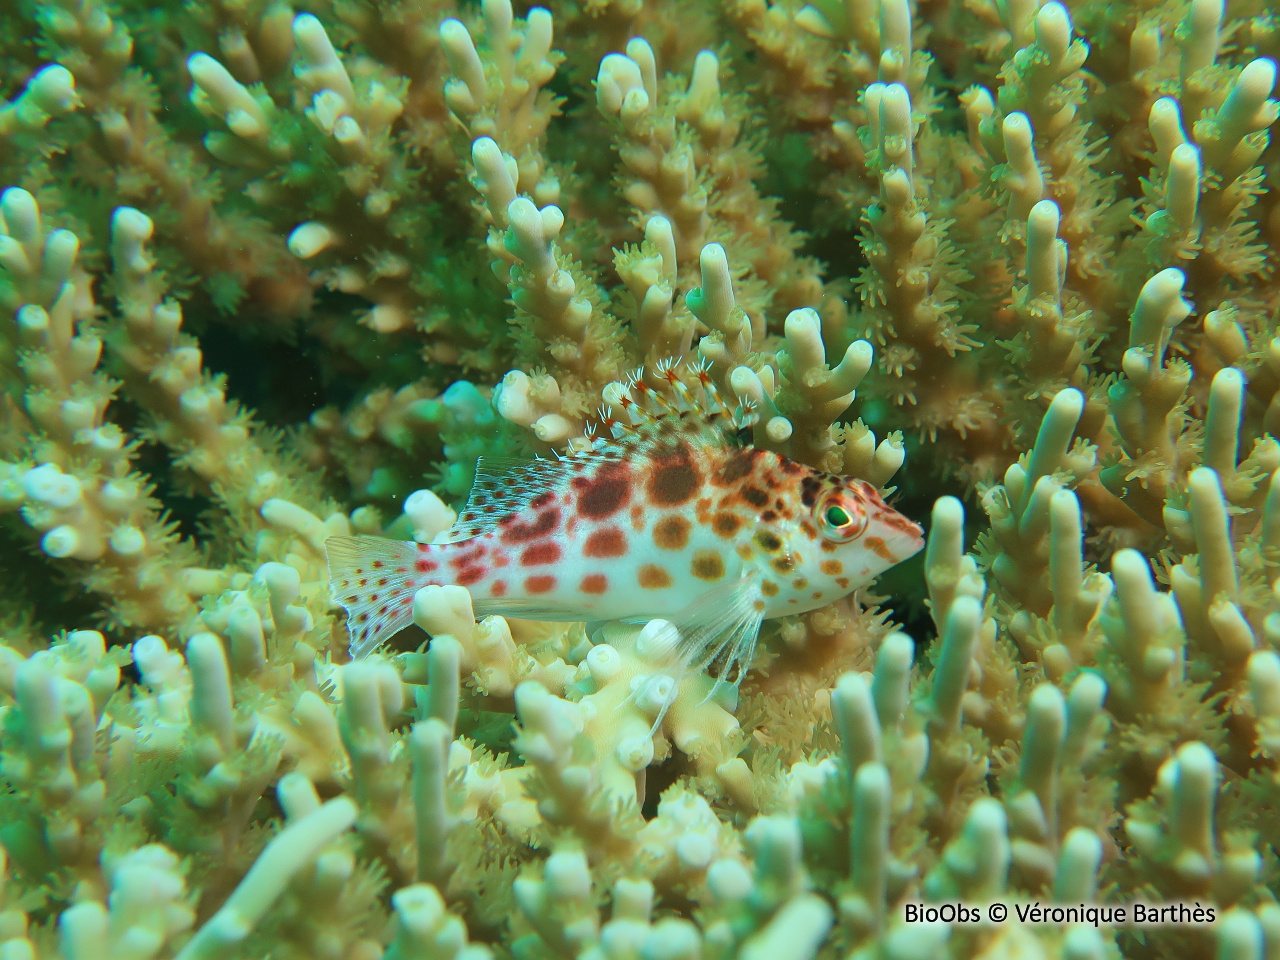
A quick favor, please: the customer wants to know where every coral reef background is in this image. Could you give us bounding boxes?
[1,0,1279,955]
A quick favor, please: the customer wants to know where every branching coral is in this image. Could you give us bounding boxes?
[1,0,1280,957]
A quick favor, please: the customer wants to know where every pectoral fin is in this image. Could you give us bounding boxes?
[663,575,767,688]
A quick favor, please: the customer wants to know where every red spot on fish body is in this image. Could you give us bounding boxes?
[530,492,555,509]
[647,444,700,506]
[713,448,756,486]
[584,527,627,558]
[864,536,894,561]
[877,509,924,539]
[690,551,725,580]
[521,541,562,566]
[638,564,673,589]
[713,512,742,538]
[574,463,632,519]
[450,543,487,568]
[491,580,507,597]
[456,566,486,587]
[500,508,561,543]
[630,504,645,530]
[526,574,556,594]
[416,557,438,573]
[858,480,885,504]
[580,573,608,594]
[653,515,691,550]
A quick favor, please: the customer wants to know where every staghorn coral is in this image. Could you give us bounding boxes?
[1,0,1280,957]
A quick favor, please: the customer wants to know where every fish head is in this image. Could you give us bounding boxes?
[810,477,924,580]
[752,470,923,616]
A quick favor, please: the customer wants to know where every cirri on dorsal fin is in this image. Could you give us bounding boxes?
[596,358,759,455]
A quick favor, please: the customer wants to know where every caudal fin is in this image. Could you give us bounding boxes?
[325,536,421,658]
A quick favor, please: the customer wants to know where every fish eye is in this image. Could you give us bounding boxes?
[817,495,868,542]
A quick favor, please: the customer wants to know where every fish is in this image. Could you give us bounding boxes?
[325,360,923,689]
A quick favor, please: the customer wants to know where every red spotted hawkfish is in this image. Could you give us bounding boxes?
[326,360,923,690]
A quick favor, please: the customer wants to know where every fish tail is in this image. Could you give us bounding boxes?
[325,536,423,658]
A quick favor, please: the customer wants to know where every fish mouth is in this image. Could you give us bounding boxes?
[873,511,925,559]
[883,524,924,564]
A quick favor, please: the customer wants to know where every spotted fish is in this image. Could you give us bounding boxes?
[325,362,923,687]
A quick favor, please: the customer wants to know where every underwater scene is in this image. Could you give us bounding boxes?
[1,0,1279,956]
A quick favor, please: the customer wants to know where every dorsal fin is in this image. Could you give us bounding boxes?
[440,456,584,542]
[441,358,758,542]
